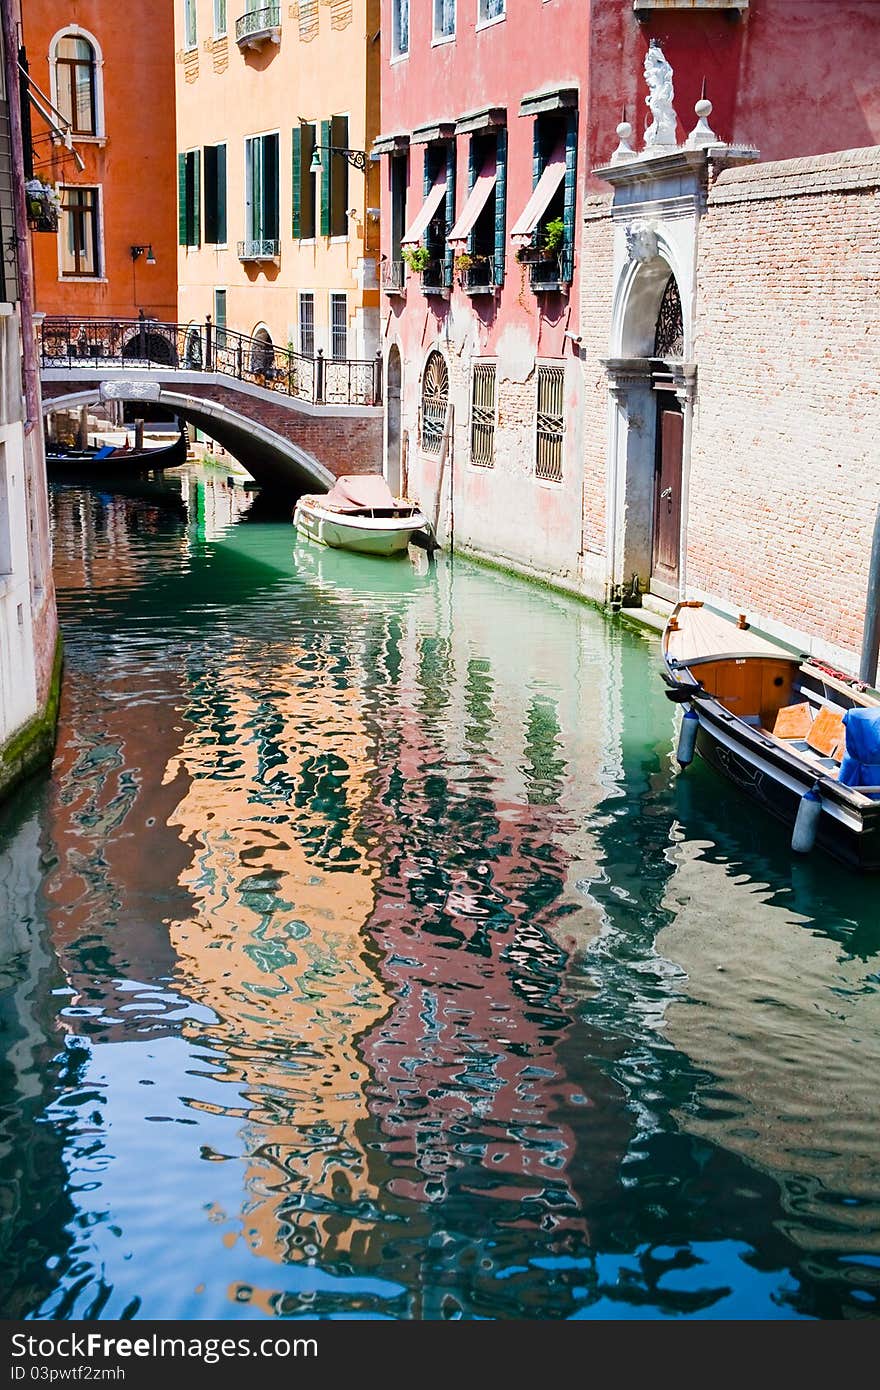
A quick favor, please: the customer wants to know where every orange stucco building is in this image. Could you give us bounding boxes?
[23,2,177,320]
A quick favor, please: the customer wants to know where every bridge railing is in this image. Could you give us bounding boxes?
[39,315,383,408]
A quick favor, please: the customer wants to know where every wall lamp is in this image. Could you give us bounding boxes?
[309,144,367,173]
[130,244,156,264]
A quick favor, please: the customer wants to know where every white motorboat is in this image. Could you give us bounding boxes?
[292,474,431,556]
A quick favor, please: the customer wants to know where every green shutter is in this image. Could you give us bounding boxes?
[178,153,187,245]
[466,136,476,256]
[191,150,201,246]
[444,141,455,287]
[216,145,227,244]
[563,111,577,257]
[320,119,331,237]
[265,133,279,240]
[533,120,542,188]
[494,127,506,286]
[292,126,301,238]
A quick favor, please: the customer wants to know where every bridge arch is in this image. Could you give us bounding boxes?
[41,382,335,492]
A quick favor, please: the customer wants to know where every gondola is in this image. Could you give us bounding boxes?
[45,426,189,472]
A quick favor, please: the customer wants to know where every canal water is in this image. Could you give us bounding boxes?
[2,465,879,1321]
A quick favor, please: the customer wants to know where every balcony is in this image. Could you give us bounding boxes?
[235,5,281,49]
[528,244,574,294]
[457,255,497,296]
[237,239,280,262]
[381,259,405,295]
[421,257,452,296]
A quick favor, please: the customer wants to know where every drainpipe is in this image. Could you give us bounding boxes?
[859,501,880,686]
[675,368,697,601]
[2,0,39,434]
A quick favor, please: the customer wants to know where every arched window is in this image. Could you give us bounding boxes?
[420,350,448,455]
[250,327,275,377]
[55,35,97,136]
[654,274,683,360]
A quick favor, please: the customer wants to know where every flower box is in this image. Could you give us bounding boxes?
[25,181,61,233]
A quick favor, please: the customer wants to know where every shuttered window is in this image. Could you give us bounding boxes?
[330,115,349,237]
[245,133,279,242]
[470,362,496,468]
[319,119,331,237]
[535,364,564,483]
[204,144,226,244]
[178,150,200,247]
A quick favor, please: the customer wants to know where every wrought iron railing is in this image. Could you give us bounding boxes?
[458,254,497,295]
[421,258,452,294]
[529,244,574,293]
[237,238,280,261]
[381,259,405,294]
[39,316,383,407]
[235,4,281,45]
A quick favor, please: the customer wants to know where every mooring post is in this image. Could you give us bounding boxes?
[859,501,880,686]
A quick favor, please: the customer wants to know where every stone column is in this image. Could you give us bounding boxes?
[604,358,655,601]
[672,364,698,601]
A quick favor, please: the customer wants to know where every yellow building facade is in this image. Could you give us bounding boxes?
[173,0,380,364]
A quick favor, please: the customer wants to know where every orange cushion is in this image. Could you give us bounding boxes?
[805,705,846,761]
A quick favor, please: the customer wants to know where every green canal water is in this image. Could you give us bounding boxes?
[2,466,879,1320]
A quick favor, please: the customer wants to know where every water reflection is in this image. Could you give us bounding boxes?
[0,469,878,1319]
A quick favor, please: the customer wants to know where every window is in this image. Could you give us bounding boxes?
[330,294,347,359]
[421,350,448,455]
[535,364,564,483]
[471,363,496,467]
[178,150,200,247]
[434,0,455,40]
[330,115,349,238]
[450,129,505,291]
[245,133,280,245]
[213,289,227,349]
[184,0,198,49]
[60,186,99,277]
[213,0,227,36]
[477,0,505,23]
[204,145,227,244]
[392,0,409,57]
[299,292,315,356]
[293,123,317,239]
[55,36,96,136]
[517,109,577,291]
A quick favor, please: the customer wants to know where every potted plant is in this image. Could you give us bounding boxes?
[25,179,61,233]
[514,240,546,265]
[454,251,474,273]
[402,245,432,274]
[542,217,566,256]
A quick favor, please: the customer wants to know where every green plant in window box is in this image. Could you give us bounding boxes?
[454,251,474,272]
[25,179,61,233]
[542,217,566,255]
[402,245,432,274]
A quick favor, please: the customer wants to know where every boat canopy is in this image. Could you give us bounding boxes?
[839,707,880,796]
[323,475,398,512]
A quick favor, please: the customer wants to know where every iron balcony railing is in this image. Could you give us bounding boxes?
[381,259,405,294]
[529,244,574,293]
[421,257,452,295]
[235,4,281,47]
[39,315,383,408]
[237,238,280,261]
[458,254,497,295]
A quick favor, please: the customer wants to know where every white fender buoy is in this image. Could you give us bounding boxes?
[792,781,822,854]
[676,707,699,767]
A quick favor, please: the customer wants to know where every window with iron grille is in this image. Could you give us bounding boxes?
[470,362,495,468]
[299,292,315,356]
[330,293,347,359]
[420,350,448,455]
[535,363,564,482]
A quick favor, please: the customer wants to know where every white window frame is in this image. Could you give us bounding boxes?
[329,292,348,360]
[391,0,410,61]
[213,0,228,38]
[184,0,198,51]
[476,0,506,32]
[432,0,456,44]
[48,26,106,142]
[299,291,316,357]
[244,129,281,244]
[56,182,106,283]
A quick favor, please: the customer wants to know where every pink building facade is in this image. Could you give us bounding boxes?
[375,1,880,615]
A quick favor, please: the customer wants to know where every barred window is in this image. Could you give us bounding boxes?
[299,292,315,356]
[470,362,496,468]
[330,293,347,359]
[535,364,564,483]
[421,350,448,455]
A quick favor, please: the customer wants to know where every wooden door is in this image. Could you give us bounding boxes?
[651,395,683,590]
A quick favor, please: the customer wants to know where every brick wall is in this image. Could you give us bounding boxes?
[690,147,880,665]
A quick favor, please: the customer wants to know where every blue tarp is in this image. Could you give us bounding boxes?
[93,445,115,459]
[838,706,880,795]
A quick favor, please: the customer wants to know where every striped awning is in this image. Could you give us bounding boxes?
[447,162,497,244]
[510,143,565,241]
[401,173,447,245]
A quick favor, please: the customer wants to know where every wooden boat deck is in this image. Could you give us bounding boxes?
[665,603,797,667]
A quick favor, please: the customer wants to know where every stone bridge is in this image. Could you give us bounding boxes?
[39,316,384,491]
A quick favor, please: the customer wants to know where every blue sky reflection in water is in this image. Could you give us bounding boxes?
[1,467,879,1321]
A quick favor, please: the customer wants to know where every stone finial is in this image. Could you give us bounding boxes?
[611,114,636,164]
[687,81,718,148]
[643,40,678,149]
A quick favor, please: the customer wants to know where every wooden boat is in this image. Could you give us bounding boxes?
[293,474,431,556]
[46,427,188,472]
[661,601,880,870]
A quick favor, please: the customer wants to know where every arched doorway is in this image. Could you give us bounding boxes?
[249,327,274,378]
[385,344,402,494]
[650,274,685,591]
